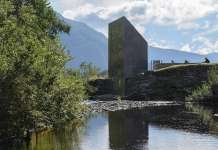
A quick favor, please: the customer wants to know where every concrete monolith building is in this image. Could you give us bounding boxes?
[108,17,148,95]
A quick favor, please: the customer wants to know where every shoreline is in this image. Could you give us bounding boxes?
[2,100,216,145]
[85,100,183,113]
[1,100,181,144]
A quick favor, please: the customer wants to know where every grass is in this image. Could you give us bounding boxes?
[154,63,218,72]
[185,66,218,102]
[186,84,212,101]
[155,63,218,73]
[154,63,218,79]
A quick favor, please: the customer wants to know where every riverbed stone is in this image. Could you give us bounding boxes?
[85,100,182,112]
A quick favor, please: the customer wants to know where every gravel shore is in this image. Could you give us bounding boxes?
[84,100,183,113]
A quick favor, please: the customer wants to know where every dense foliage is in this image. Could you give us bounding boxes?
[0,0,86,140]
[79,62,101,80]
[186,66,218,102]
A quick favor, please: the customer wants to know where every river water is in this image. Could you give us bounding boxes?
[1,104,218,150]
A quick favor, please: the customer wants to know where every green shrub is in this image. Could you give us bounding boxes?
[0,0,86,140]
[186,66,218,102]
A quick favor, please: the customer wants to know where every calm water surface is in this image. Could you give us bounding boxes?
[1,105,218,150]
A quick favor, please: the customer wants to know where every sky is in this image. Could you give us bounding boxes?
[49,0,218,55]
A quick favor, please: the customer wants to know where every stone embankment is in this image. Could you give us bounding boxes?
[84,100,182,112]
[90,64,218,101]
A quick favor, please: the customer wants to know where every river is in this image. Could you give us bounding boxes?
[1,104,218,150]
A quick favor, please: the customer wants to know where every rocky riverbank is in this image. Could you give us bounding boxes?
[84,100,183,113]
[89,64,218,101]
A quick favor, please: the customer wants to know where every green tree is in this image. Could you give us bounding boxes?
[184,60,189,64]
[204,57,210,63]
[80,62,101,80]
[0,0,85,140]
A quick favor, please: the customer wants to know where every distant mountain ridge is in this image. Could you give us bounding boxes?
[148,47,218,63]
[149,47,205,63]
[59,15,108,69]
[58,15,218,70]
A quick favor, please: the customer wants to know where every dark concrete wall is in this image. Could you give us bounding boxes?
[108,17,148,79]
[108,17,148,95]
[123,18,148,78]
[108,18,124,79]
[88,79,113,96]
[109,110,148,149]
[126,64,214,101]
[108,17,125,94]
[89,64,218,101]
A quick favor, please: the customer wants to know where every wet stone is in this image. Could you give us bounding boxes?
[84,100,182,113]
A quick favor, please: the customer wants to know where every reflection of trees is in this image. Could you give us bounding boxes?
[23,121,87,150]
[108,109,148,150]
[13,113,106,150]
[185,103,218,134]
[53,124,84,150]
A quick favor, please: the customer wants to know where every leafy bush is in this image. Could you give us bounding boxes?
[184,60,189,64]
[80,62,101,80]
[0,0,86,140]
[204,57,210,63]
[186,66,218,102]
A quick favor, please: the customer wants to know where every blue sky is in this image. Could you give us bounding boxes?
[49,0,218,54]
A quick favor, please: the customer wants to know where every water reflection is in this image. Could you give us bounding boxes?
[109,110,148,150]
[1,105,218,150]
[186,103,218,134]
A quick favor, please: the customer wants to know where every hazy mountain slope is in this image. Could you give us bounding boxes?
[148,47,205,63]
[59,15,108,70]
[58,15,217,70]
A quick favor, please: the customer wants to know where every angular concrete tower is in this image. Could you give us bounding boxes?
[108,16,148,95]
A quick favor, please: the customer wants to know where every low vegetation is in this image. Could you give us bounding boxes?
[155,63,218,73]
[186,66,218,102]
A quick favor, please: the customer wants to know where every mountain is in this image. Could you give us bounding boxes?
[59,15,108,70]
[58,15,217,70]
[148,47,205,63]
[148,47,207,70]
[148,47,218,64]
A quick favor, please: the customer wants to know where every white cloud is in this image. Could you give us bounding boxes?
[147,38,174,49]
[192,36,218,54]
[196,48,210,55]
[181,44,192,52]
[60,0,218,31]
[197,24,218,36]
[201,21,211,29]
[177,22,200,30]
[54,0,130,10]
[63,4,101,19]
[134,24,146,35]
[51,0,218,54]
